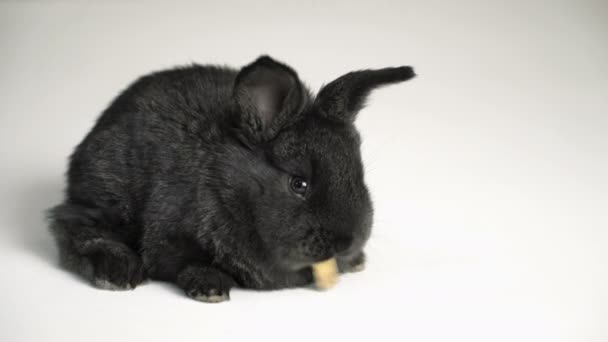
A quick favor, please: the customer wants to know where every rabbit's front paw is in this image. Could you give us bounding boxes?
[177,265,235,303]
[189,288,230,303]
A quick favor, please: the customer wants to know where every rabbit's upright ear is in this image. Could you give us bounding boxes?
[234,56,308,142]
[315,66,416,123]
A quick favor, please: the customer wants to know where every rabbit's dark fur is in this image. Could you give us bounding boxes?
[48,56,415,302]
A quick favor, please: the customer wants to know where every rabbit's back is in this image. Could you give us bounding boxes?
[65,65,237,231]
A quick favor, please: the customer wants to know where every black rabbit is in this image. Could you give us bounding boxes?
[48,56,415,302]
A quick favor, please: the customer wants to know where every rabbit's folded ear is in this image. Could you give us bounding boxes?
[315,66,416,123]
[234,56,308,142]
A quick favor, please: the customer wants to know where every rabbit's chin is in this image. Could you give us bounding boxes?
[275,253,336,272]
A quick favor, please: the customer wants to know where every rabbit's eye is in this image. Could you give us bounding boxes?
[290,176,309,196]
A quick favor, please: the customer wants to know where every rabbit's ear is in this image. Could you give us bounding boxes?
[315,66,416,123]
[234,56,307,142]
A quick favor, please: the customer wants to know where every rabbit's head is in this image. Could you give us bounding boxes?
[224,56,415,271]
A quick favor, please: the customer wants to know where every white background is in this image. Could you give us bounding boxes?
[1,0,606,341]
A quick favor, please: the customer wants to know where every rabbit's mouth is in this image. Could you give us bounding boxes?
[277,251,337,271]
[274,229,349,271]
[278,216,371,271]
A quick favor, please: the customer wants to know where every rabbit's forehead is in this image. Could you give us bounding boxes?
[306,122,361,157]
[272,120,361,161]
[304,124,365,185]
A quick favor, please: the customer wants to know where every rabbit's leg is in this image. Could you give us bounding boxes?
[141,229,236,303]
[177,265,236,303]
[49,204,145,290]
[337,250,366,273]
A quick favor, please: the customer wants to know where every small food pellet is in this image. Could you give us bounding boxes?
[312,258,338,290]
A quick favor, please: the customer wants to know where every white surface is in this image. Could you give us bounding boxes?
[1,1,607,341]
